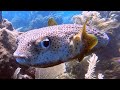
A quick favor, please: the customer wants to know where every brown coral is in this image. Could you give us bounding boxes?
[0,27,35,79]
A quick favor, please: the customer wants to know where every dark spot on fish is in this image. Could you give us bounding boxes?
[93,29,97,31]
[46,57,49,60]
[3,55,7,59]
[97,32,101,34]
[0,51,2,54]
[66,53,69,57]
[94,33,98,36]
[76,43,79,45]
[33,57,36,60]
[64,46,67,49]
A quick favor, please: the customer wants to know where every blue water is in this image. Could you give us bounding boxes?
[2,11,81,31]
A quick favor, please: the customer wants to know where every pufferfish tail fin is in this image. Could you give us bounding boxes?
[48,18,57,26]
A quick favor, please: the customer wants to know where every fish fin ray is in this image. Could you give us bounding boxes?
[48,18,57,26]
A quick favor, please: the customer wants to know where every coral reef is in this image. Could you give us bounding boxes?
[85,53,104,79]
[65,53,104,79]
[66,11,120,79]
[2,19,14,31]
[0,18,35,79]
[0,28,36,79]
[85,53,99,79]
[0,12,14,31]
[1,11,120,79]
[12,67,35,79]
[56,72,75,79]
[65,59,88,79]
[0,28,18,78]
[95,11,120,79]
[72,11,120,32]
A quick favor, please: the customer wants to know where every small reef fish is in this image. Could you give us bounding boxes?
[13,18,109,68]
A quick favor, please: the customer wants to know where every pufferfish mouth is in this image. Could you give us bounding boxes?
[16,58,30,66]
[16,57,64,68]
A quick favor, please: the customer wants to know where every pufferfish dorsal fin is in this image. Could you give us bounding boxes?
[48,18,57,26]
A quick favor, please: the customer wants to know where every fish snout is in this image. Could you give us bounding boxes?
[13,52,30,65]
[13,52,28,59]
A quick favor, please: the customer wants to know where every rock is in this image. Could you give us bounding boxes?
[2,19,14,31]
[0,28,18,78]
[93,26,120,78]
[0,28,35,79]
[93,12,120,79]
[0,18,14,31]
[0,12,14,31]
[56,72,75,79]
[65,58,89,79]
[12,67,35,79]
[65,11,120,79]
[104,61,120,79]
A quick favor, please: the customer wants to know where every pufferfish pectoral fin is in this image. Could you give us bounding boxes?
[72,18,98,62]
[81,18,98,51]
[48,18,57,26]
[73,18,98,51]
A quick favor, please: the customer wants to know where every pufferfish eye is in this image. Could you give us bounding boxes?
[38,38,50,49]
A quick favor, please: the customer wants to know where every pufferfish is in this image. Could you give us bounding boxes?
[13,18,109,68]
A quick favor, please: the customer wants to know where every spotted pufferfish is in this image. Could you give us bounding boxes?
[13,18,109,68]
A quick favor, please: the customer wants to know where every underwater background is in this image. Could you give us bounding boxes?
[0,11,120,79]
[2,11,81,31]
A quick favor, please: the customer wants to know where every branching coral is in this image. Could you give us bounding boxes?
[72,11,120,33]
[98,73,104,79]
[85,53,104,79]
[12,67,21,79]
[85,53,99,79]
[12,67,33,79]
